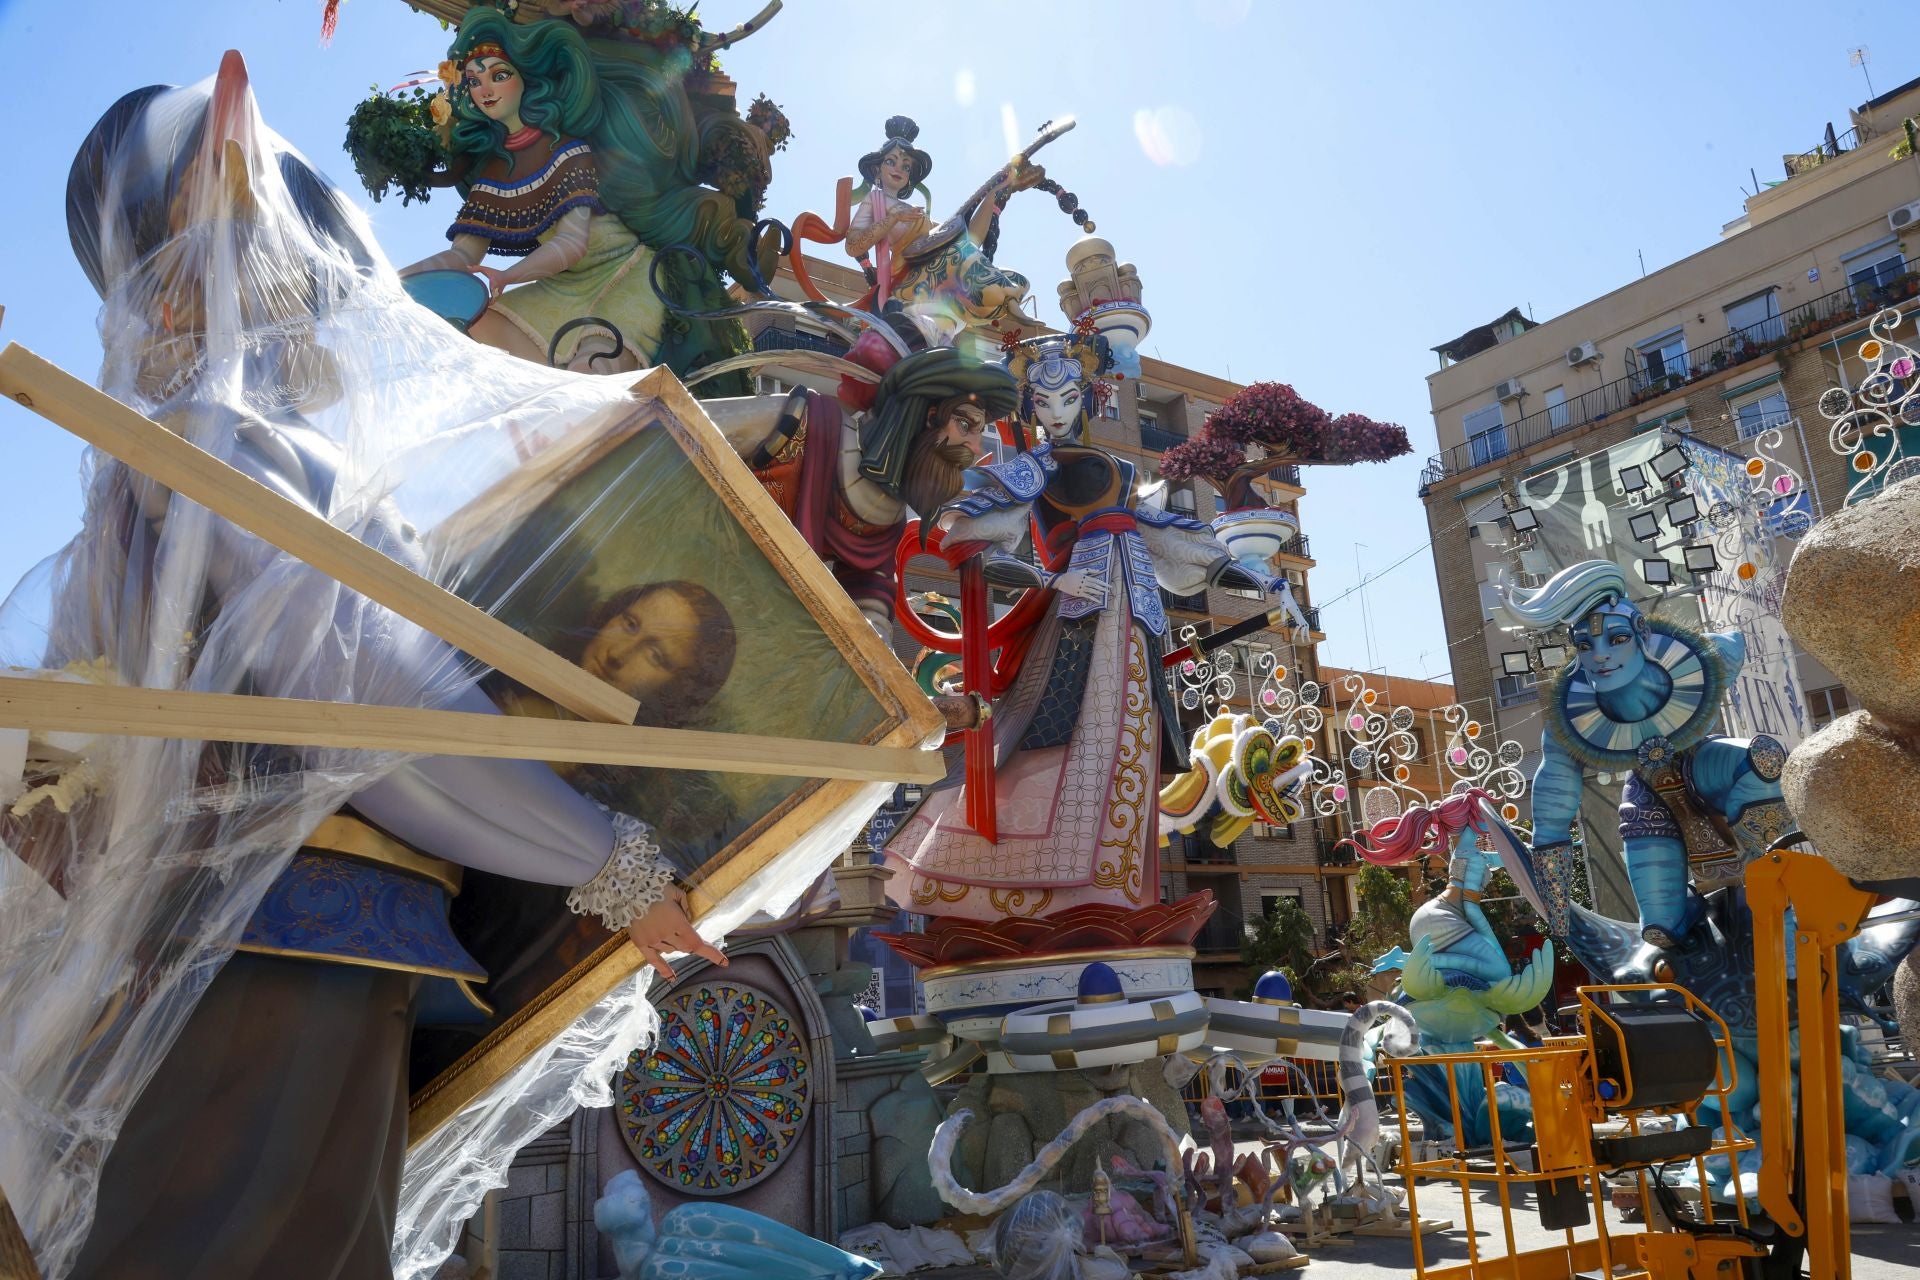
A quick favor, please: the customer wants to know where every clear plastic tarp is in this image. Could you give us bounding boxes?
[0,57,895,1279]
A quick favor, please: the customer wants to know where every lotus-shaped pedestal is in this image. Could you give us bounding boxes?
[1210,507,1298,578]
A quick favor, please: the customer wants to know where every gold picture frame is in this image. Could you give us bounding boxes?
[406,367,941,1142]
[0,347,941,1151]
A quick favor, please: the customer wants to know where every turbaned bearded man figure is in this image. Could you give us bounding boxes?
[705,337,1019,636]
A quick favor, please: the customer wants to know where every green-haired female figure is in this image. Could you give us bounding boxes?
[401,10,773,372]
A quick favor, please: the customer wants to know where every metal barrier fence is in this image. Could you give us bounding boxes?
[1179,1053,1396,1116]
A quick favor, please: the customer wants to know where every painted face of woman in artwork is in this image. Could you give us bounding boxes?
[463,56,526,130]
[1572,610,1647,693]
[1031,381,1085,442]
[581,587,707,706]
[877,144,913,198]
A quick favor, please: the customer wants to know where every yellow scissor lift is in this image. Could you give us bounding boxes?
[1383,844,1883,1279]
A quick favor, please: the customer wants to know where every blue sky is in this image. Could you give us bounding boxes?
[2,0,1916,684]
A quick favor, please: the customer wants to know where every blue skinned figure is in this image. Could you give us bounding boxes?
[595,1170,882,1280]
[1499,560,1791,946]
[1348,790,1553,1146]
[1467,556,1920,1179]
[1479,800,1920,1178]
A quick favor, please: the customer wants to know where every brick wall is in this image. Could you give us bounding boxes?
[485,1123,573,1280]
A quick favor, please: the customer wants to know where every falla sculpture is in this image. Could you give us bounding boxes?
[1485,560,1920,1178]
[0,40,940,1280]
[790,115,1094,338]
[349,2,789,378]
[1347,790,1551,1148]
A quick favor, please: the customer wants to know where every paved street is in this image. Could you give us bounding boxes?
[1285,1179,1920,1280]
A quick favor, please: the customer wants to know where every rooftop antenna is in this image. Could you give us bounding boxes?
[1637,249,1648,278]
[1851,46,1876,102]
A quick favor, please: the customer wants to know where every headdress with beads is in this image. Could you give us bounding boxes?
[855,115,932,204]
[1005,333,1112,442]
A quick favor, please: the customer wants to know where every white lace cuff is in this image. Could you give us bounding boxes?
[567,810,676,932]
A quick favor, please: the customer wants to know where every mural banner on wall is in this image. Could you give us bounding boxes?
[1481,432,1813,916]
[1511,435,1670,599]
[1682,439,1810,751]
[1502,434,1810,750]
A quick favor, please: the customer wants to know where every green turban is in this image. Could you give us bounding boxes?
[856,347,1019,497]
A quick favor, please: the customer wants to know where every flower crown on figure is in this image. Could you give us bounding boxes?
[1006,335,1106,389]
[459,41,511,69]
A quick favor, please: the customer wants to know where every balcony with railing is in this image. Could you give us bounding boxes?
[1419,270,1920,492]
[1164,587,1209,614]
[1179,830,1239,867]
[1783,125,1859,179]
[1140,422,1187,452]
[752,325,851,356]
[1318,838,1357,869]
[1194,905,1249,955]
[1275,533,1312,562]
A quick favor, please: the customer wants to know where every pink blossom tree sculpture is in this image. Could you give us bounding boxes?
[1160,382,1410,511]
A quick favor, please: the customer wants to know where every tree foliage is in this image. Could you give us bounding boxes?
[1160,381,1411,509]
[1312,865,1416,1001]
[1242,895,1317,997]
[343,85,449,205]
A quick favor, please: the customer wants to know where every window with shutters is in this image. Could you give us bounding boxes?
[1463,402,1507,466]
[1723,289,1783,344]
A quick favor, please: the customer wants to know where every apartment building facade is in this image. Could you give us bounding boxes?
[748,240,1334,1000]
[1417,75,1920,892]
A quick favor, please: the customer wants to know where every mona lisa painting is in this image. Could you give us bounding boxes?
[411,368,941,1139]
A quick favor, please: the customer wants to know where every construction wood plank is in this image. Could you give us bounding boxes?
[0,344,638,726]
[0,678,942,784]
[0,1190,38,1280]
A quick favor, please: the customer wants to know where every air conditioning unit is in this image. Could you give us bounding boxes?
[1566,340,1601,367]
[1495,377,1526,402]
[1888,200,1920,233]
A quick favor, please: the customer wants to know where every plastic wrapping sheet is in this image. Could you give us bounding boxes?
[395,777,892,1278]
[394,973,659,1280]
[987,1192,1081,1280]
[0,60,915,1279]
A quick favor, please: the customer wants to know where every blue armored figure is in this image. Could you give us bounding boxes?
[1489,560,1920,1177]
[1500,560,1790,944]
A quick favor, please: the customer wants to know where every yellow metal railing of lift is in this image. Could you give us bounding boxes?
[1384,983,1757,1280]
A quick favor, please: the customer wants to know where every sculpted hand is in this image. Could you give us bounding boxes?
[626,884,728,982]
[1268,576,1311,640]
[1051,569,1106,604]
[473,264,512,299]
[1005,160,1048,194]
